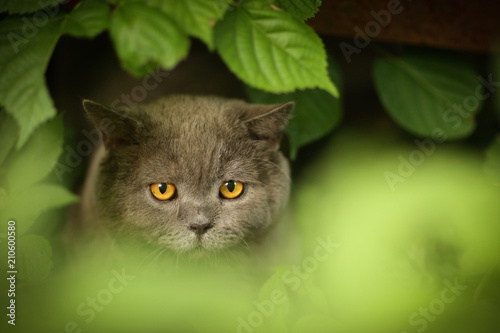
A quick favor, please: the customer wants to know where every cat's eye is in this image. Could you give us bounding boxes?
[219,180,244,199]
[150,182,176,201]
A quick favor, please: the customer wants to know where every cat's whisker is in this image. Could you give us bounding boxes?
[216,250,223,266]
[108,222,131,246]
[149,248,168,267]
[209,250,218,266]
[219,248,228,265]
[217,250,223,266]
[234,233,250,251]
[222,247,240,266]
[138,246,165,269]
[231,248,242,263]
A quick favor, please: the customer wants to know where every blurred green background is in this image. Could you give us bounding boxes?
[3,130,500,333]
[1,1,500,333]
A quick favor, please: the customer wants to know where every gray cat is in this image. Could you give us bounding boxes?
[75,95,294,257]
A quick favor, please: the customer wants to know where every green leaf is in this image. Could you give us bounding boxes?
[484,135,500,185]
[257,267,290,332]
[0,0,64,15]
[146,0,231,50]
[64,0,110,38]
[3,116,63,190]
[373,53,482,139]
[109,3,190,76]
[0,16,63,147]
[214,0,337,97]
[0,116,78,235]
[247,56,343,159]
[275,0,322,20]
[1,184,78,235]
[0,112,18,167]
[17,234,53,283]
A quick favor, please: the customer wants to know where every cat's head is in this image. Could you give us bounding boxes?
[83,95,294,255]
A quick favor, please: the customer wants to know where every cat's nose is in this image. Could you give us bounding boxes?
[189,222,213,235]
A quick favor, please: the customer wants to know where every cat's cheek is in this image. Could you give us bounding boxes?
[118,195,178,240]
[214,198,271,244]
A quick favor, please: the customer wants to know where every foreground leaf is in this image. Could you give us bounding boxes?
[247,56,342,159]
[0,116,77,235]
[294,134,500,332]
[215,0,337,97]
[373,53,482,139]
[257,267,290,332]
[275,0,322,20]
[1,184,78,235]
[64,0,110,38]
[17,235,53,283]
[110,3,190,76]
[3,116,63,190]
[0,16,63,147]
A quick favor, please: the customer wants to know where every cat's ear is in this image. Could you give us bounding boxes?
[242,102,294,149]
[82,100,140,149]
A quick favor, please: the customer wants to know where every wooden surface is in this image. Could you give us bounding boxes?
[309,0,500,53]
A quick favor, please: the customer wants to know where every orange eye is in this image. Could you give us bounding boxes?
[220,180,244,199]
[150,183,176,201]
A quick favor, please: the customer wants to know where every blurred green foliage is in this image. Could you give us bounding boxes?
[5,132,500,333]
[0,1,499,332]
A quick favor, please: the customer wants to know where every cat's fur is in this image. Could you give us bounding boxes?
[75,95,294,257]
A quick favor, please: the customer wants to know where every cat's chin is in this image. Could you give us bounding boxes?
[170,235,242,259]
[182,246,214,259]
[179,244,245,260]
[177,241,222,258]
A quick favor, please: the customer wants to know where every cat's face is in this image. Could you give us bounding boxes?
[84,95,293,255]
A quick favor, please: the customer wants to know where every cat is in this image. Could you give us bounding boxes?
[73,95,294,258]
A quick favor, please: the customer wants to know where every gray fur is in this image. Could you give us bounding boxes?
[82,95,294,256]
